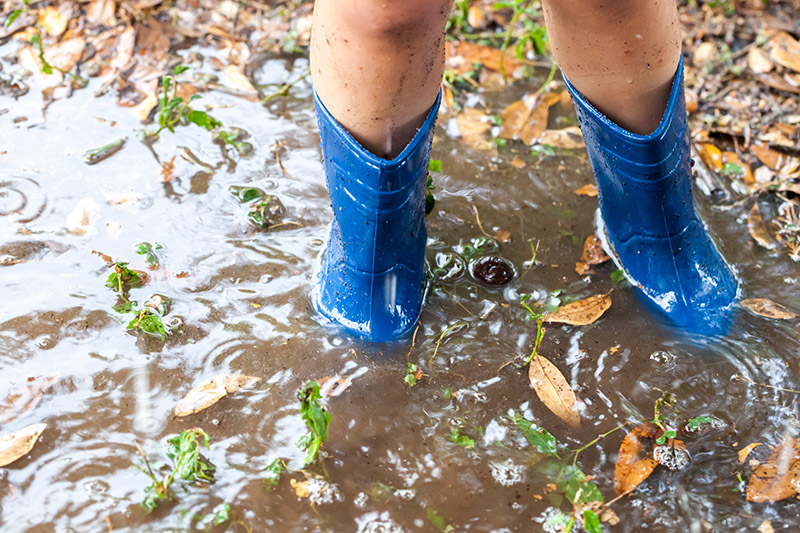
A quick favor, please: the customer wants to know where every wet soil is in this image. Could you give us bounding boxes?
[1,48,800,533]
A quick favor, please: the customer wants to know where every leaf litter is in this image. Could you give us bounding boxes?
[174,374,261,417]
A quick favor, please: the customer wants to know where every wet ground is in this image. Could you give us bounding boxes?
[2,44,800,533]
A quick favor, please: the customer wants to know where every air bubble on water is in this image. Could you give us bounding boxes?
[490,459,526,486]
[653,444,690,470]
[356,512,405,533]
[650,350,677,364]
[307,478,344,505]
[394,489,415,500]
[354,492,368,508]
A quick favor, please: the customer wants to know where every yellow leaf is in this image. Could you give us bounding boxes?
[545,292,612,326]
[575,184,598,197]
[539,127,584,149]
[613,423,660,494]
[528,355,580,427]
[741,298,798,320]
[38,6,68,37]
[174,374,261,416]
[0,423,47,467]
[747,432,800,502]
[738,442,763,464]
[697,143,723,172]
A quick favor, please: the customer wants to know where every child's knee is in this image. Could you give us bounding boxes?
[336,0,452,41]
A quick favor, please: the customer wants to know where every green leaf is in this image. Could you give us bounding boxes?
[426,508,454,533]
[425,174,436,215]
[655,428,677,446]
[722,162,744,177]
[173,65,190,76]
[511,414,558,455]
[583,509,602,533]
[229,185,265,203]
[297,381,331,464]
[685,415,715,432]
[212,503,230,525]
[135,242,162,267]
[429,159,443,172]
[405,363,419,387]
[450,428,475,448]
[6,8,23,27]
[264,458,286,487]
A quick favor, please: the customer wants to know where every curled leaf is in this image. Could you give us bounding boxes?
[174,374,261,416]
[739,442,763,464]
[0,423,47,467]
[747,203,777,250]
[747,432,800,502]
[528,355,580,427]
[575,235,610,274]
[545,292,612,326]
[741,299,798,320]
[575,184,598,197]
[538,127,584,149]
[613,423,660,494]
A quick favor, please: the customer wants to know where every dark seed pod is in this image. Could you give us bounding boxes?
[471,256,515,286]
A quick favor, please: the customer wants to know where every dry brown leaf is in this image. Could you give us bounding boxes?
[38,6,68,37]
[697,143,723,172]
[614,423,660,495]
[545,292,612,326]
[575,235,610,275]
[758,521,775,533]
[768,32,800,74]
[685,88,698,113]
[499,93,560,146]
[747,432,800,502]
[43,37,86,73]
[748,203,776,249]
[741,298,798,320]
[748,47,774,74]
[86,0,117,27]
[174,374,261,416]
[575,184,598,197]
[456,108,493,151]
[539,127,584,149]
[751,144,796,172]
[757,72,800,95]
[447,40,521,74]
[528,354,580,427]
[290,478,311,498]
[692,41,717,68]
[223,65,257,96]
[739,442,763,464]
[0,423,47,467]
[467,5,489,29]
[0,375,59,425]
[510,157,526,169]
[494,229,511,243]
[109,26,135,71]
[131,93,158,122]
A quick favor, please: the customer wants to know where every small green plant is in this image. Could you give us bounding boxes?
[520,294,546,365]
[494,0,549,78]
[7,0,55,75]
[426,507,455,533]
[427,159,442,215]
[651,390,678,445]
[135,428,215,513]
[136,242,163,268]
[297,381,331,464]
[126,295,170,340]
[405,363,423,387]
[263,457,287,488]
[450,427,476,448]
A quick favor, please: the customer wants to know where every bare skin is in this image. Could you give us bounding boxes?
[310,0,453,159]
[541,0,682,135]
[310,0,681,155]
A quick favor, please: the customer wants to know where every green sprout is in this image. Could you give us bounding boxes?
[134,428,215,513]
[297,381,331,464]
[427,159,442,215]
[126,295,170,340]
[520,294,546,365]
[450,428,476,448]
[405,363,422,387]
[106,262,143,299]
[263,457,287,488]
[136,242,163,268]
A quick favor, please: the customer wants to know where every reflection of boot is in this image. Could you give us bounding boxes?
[564,56,737,333]
[313,90,441,342]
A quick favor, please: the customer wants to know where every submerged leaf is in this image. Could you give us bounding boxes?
[544,292,612,326]
[747,432,800,502]
[613,423,659,495]
[538,127,584,149]
[741,299,798,320]
[747,203,777,250]
[0,375,59,425]
[739,442,763,464]
[174,374,261,416]
[0,423,47,467]
[528,355,580,427]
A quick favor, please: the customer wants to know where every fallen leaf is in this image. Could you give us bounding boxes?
[538,127,584,149]
[757,72,800,95]
[223,64,257,96]
[131,93,158,122]
[447,40,522,75]
[739,442,763,464]
[545,292,612,325]
[685,88,699,113]
[109,26,135,71]
[174,374,261,416]
[692,41,717,68]
[751,144,797,172]
[528,354,580,427]
[290,478,310,498]
[758,520,775,533]
[748,47,774,74]
[510,157,526,169]
[467,5,489,29]
[0,375,59,425]
[747,203,777,250]
[499,92,560,146]
[741,298,798,320]
[575,184,598,197]
[0,423,47,467]
[582,235,610,265]
[38,6,68,37]
[66,197,99,236]
[456,107,492,151]
[768,32,800,74]
[747,432,800,502]
[613,423,660,494]
[86,0,117,27]
[696,143,723,172]
[721,151,754,185]
[494,229,511,243]
[43,37,86,73]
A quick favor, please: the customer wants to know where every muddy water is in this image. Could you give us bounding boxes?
[1,47,800,533]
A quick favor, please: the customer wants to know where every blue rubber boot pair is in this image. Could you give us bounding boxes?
[564,56,738,333]
[313,91,441,342]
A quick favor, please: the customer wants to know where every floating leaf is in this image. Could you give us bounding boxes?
[613,423,660,494]
[696,143,723,172]
[223,65,257,96]
[538,127,584,149]
[0,423,47,467]
[747,432,800,502]
[747,203,777,250]
[0,375,59,425]
[456,107,493,151]
[499,93,560,146]
[738,442,763,464]
[174,374,261,416]
[576,235,610,274]
[575,184,598,197]
[510,413,558,455]
[741,299,797,320]
[528,355,580,427]
[545,292,612,326]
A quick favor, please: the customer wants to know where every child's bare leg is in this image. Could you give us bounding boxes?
[541,0,681,135]
[310,0,453,158]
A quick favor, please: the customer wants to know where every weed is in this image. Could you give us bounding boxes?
[494,0,549,79]
[134,428,215,513]
[520,294,546,365]
[136,242,163,268]
[106,262,143,299]
[427,159,442,215]
[405,363,423,387]
[263,457,287,488]
[297,381,331,464]
[426,507,455,533]
[450,427,476,448]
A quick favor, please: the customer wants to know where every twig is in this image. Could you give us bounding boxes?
[262,70,311,104]
[470,203,493,239]
[406,323,420,360]
[428,321,469,367]
[273,140,287,175]
[571,424,626,467]
[733,374,800,394]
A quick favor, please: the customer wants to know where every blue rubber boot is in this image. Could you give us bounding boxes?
[564,57,738,333]
[313,90,441,342]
